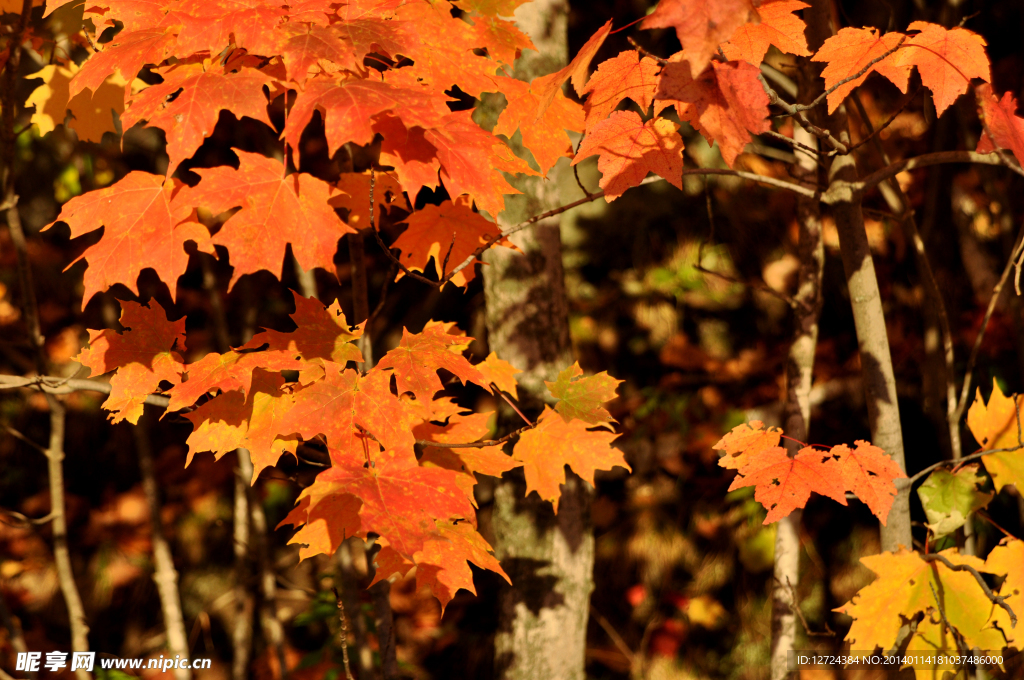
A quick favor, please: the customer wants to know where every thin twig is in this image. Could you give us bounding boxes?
[757,74,849,154]
[851,151,1024,197]
[954,226,1024,423]
[928,581,971,657]
[589,605,636,670]
[0,374,172,407]
[415,424,532,449]
[332,588,356,680]
[626,37,666,66]
[775,576,835,637]
[842,84,922,156]
[0,507,56,528]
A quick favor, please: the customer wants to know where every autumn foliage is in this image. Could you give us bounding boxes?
[6,0,1024,675]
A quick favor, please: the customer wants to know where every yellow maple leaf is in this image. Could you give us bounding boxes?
[966,379,1024,492]
[25,61,127,142]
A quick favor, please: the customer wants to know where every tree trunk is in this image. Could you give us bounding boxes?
[803,0,912,552]
[482,3,594,678]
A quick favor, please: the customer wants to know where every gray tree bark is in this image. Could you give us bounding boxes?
[482,2,595,678]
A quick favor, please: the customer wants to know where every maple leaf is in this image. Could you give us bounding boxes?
[328,171,407,230]
[836,548,1005,653]
[720,0,811,66]
[165,349,303,413]
[572,111,684,201]
[168,5,287,57]
[530,19,613,118]
[452,0,532,15]
[640,0,754,76]
[25,62,127,143]
[414,520,510,612]
[43,171,206,306]
[986,537,1024,645]
[511,407,627,512]
[373,115,442,198]
[656,59,769,167]
[810,28,911,114]
[467,13,534,65]
[727,446,848,524]
[121,63,274,176]
[493,78,583,175]
[831,441,906,525]
[966,379,1024,493]
[476,352,520,399]
[274,364,416,455]
[275,22,358,82]
[377,325,489,405]
[713,420,783,470]
[69,28,177,102]
[246,291,363,367]
[174,150,355,288]
[280,493,362,560]
[898,22,990,117]
[391,200,506,288]
[282,75,449,166]
[296,445,475,559]
[580,50,660,128]
[545,362,621,426]
[76,300,184,424]
[917,465,993,538]
[976,83,1024,165]
[424,112,520,217]
[416,411,518,498]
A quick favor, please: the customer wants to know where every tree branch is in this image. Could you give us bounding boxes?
[0,374,172,407]
[849,151,1024,197]
[921,553,1017,629]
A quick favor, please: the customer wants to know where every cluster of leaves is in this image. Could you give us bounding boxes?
[717,391,1024,674]
[75,295,628,608]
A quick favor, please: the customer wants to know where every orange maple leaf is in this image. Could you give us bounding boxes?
[69,28,176,102]
[581,50,661,128]
[530,19,613,118]
[414,520,510,612]
[174,150,355,288]
[810,27,911,114]
[831,441,906,524]
[720,0,811,66]
[391,200,508,288]
[511,407,628,511]
[245,291,363,367]
[165,349,303,413]
[712,420,782,470]
[476,352,521,399]
[494,77,583,175]
[373,114,443,198]
[641,0,754,76]
[122,63,274,176]
[976,83,1024,165]
[656,59,768,167]
[898,21,990,117]
[76,299,185,424]
[572,111,684,201]
[329,171,407,230]
[377,325,489,405]
[44,172,204,306]
[728,446,848,524]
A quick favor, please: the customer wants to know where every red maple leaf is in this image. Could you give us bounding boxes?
[976,83,1024,164]
[275,22,359,82]
[373,115,442,198]
[511,407,628,511]
[720,0,811,66]
[656,59,769,167]
[174,150,355,288]
[640,0,754,76]
[713,420,783,470]
[165,349,303,413]
[43,172,205,306]
[581,50,661,128]
[391,200,508,288]
[727,445,848,524]
[572,111,684,200]
[328,171,407,230]
[121,62,274,176]
[76,299,185,424]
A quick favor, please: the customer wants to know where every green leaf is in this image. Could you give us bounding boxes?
[545,361,621,426]
[917,464,993,538]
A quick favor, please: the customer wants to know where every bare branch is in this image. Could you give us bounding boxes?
[0,373,172,408]
[850,151,1024,197]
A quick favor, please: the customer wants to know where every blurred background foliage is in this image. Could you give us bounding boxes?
[4,0,1024,678]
